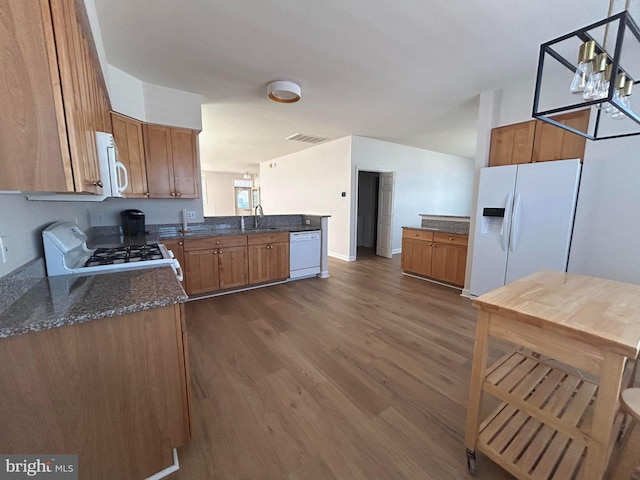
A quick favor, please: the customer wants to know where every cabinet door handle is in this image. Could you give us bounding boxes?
[178,241,183,246]
[171,192,176,197]
[176,191,182,197]
[449,237,454,241]
[215,241,221,245]
[145,192,150,197]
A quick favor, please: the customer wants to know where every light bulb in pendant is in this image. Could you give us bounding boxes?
[612,78,634,120]
[570,41,595,95]
[583,53,608,101]
[609,73,627,116]
[596,64,613,110]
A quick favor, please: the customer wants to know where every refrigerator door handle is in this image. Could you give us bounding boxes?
[509,193,522,252]
[501,192,514,252]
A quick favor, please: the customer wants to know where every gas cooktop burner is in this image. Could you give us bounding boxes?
[84,245,164,267]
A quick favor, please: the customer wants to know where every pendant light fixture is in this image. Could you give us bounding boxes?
[267,81,301,103]
[532,0,640,140]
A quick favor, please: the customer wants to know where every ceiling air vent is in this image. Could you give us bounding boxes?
[285,133,330,144]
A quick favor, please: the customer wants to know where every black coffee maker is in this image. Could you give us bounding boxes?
[120,209,146,236]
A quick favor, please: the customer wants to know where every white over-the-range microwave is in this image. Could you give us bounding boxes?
[26,132,129,202]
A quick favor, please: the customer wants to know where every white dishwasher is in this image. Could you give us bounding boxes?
[289,231,321,279]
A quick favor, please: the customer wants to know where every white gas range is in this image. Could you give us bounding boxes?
[42,222,183,280]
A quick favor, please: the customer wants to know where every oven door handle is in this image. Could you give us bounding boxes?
[166,249,184,282]
[172,258,184,282]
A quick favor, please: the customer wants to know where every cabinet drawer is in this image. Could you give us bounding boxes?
[184,235,247,251]
[402,229,433,241]
[433,232,468,246]
[247,232,289,245]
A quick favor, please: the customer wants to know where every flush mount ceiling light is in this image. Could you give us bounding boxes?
[533,0,640,140]
[267,80,301,103]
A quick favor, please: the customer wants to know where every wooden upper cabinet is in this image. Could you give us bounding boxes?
[144,124,175,198]
[0,0,72,191]
[532,109,589,163]
[111,112,148,198]
[488,121,537,167]
[171,128,199,199]
[0,0,110,192]
[144,124,200,199]
[49,0,107,194]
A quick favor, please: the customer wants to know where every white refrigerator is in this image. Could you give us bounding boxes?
[469,159,581,297]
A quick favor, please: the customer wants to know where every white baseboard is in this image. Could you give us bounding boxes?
[328,252,355,262]
[460,288,471,299]
[391,248,402,255]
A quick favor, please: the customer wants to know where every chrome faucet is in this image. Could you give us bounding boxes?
[254,204,264,228]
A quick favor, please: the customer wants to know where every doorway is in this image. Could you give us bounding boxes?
[356,170,394,259]
[357,171,379,257]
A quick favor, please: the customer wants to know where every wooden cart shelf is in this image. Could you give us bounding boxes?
[477,350,597,479]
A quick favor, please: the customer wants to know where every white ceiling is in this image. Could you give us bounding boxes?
[93,0,619,172]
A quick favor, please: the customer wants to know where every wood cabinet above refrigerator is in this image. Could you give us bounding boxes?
[488,110,589,167]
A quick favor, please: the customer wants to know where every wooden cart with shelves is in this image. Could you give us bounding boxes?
[465,271,640,480]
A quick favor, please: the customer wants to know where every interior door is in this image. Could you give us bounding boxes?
[376,172,394,258]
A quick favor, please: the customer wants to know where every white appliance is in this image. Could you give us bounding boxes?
[42,221,183,280]
[289,231,321,279]
[27,132,128,201]
[469,159,581,297]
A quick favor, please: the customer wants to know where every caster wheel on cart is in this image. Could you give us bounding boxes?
[466,449,477,476]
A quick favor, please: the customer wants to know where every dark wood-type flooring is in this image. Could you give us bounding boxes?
[174,253,514,479]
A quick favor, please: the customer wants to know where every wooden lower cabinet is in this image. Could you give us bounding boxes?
[401,230,434,277]
[183,235,248,295]
[431,243,467,286]
[0,304,191,480]
[248,233,290,284]
[401,229,468,287]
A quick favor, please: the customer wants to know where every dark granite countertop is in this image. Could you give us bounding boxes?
[88,224,323,247]
[403,224,470,235]
[157,225,321,240]
[0,267,187,339]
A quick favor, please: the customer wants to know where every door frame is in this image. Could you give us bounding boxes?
[350,166,395,260]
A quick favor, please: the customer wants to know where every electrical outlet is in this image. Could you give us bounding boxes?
[90,212,105,225]
[305,219,310,225]
[186,211,196,220]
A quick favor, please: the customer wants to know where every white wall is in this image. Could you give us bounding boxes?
[0,193,89,277]
[143,83,202,131]
[260,136,474,261]
[350,136,474,259]
[467,76,640,288]
[202,171,255,217]
[259,137,352,260]
[108,65,146,120]
[568,143,640,284]
[107,65,203,131]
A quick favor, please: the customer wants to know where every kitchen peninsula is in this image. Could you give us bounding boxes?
[0,263,190,480]
[401,215,470,288]
[89,214,330,298]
